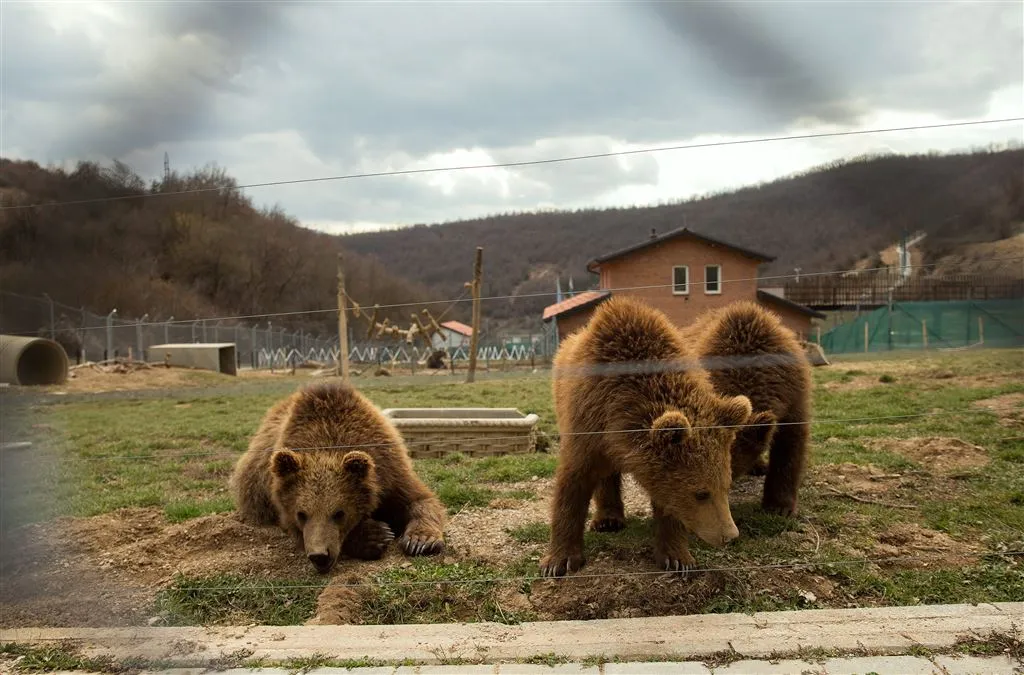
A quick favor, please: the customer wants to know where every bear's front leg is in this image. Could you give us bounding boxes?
[651,501,697,576]
[342,518,395,560]
[397,495,447,556]
[540,455,600,577]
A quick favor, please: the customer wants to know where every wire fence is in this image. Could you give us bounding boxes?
[0,290,556,369]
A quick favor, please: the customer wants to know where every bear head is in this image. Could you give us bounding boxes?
[269,448,381,574]
[633,394,757,548]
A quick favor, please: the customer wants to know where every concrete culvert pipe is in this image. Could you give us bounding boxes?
[0,335,70,386]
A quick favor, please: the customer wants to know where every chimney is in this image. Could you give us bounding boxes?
[650,228,657,240]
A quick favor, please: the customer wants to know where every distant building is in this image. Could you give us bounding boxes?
[541,226,824,342]
[431,320,473,351]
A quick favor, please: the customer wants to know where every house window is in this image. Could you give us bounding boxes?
[705,264,722,294]
[672,265,689,295]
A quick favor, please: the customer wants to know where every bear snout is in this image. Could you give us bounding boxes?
[307,552,335,574]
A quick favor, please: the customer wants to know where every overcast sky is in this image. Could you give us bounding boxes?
[4,1,1022,233]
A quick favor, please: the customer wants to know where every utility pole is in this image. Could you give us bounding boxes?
[337,253,350,381]
[466,247,483,384]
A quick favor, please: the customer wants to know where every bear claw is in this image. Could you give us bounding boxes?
[539,554,585,578]
[398,535,445,556]
[590,517,626,532]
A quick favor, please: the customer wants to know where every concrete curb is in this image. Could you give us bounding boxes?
[1,602,1020,669]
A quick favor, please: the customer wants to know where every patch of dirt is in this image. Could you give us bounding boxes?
[306,578,364,625]
[0,508,305,628]
[867,437,990,474]
[47,366,231,394]
[974,393,1024,428]
[872,523,978,570]
[813,462,905,497]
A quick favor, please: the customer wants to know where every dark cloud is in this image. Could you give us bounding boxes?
[3,0,1020,224]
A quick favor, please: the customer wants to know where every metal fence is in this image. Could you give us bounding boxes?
[0,292,555,370]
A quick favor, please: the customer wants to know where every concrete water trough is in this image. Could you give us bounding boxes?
[0,335,69,386]
[381,407,541,459]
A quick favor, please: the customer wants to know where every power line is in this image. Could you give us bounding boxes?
[5,257,1021,335]
[3,117,1022,212]
[160,550,1024,592]
[69,409,1002,462]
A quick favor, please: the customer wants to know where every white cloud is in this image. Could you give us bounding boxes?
[3,1,1021,233]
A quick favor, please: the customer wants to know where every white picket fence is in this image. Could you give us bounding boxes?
[256,344,536,370]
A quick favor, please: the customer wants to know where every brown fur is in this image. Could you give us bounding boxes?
[229,380,447,574]
[680,301,813,517]
[542,296,760,577]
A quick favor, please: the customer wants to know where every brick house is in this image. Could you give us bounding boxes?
[542,226,824,342]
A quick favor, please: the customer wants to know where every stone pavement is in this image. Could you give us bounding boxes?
[45,654,1024,673]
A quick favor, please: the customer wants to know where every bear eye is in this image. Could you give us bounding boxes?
[297,511,308,524]
[332,510,345,522]
[695,490,711,502]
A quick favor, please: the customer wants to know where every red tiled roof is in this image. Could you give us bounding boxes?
[542,290,611,321]
[440,320,473,336]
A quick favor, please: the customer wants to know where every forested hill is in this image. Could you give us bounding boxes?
[0,159,432,334]
[340,147,1024,323]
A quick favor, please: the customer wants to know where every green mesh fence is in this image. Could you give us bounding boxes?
[820,300,1024,354]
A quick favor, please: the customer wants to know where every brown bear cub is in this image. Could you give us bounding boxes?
[681,301,813,517]
[541,296,761,578]
[230,380,447,574]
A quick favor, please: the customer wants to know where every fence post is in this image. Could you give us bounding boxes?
[202,320,208,343]
[191,320,199,343]
[106,309,117,361]
[165,316,173,345]
[250,325,257,368]
[42,293,55,340]
[922,319,928,349]
[466,246,483,384]
[863,321,869,353]
[979,316,985,345]
[137,314,148,362]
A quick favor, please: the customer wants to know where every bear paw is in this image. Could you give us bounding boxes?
[539,552,586,578]
[762,496,798,518]
[344,519,395,560]
[398,528,445,556]
[590,516,626,532]
[749,457,770,476]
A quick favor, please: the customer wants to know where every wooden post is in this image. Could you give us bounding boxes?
[979,316,984,345]
[466,247,483,384]
[815,325,822,345]
[337,253,350,381]
[863,321,869,353]
[922,319,928,349]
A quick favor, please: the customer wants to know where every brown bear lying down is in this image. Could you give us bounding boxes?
[541,296,769,578]
[230,381,446,574]
[680,301,813,517]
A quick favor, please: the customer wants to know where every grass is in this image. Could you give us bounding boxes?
[155,574,326,625]
[3,347,1023,627]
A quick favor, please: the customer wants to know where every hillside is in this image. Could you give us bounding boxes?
[340,147,1024,323]
[0,159,432,335]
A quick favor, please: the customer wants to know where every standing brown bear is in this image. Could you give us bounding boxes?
[230,380,447,574]
[541,296,761,577]
[681,301,813,517]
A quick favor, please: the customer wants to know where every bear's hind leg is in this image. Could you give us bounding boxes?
[651,501,696,575]
[590,472,626,532]
[761,419,808,517]
[342,518,395,560]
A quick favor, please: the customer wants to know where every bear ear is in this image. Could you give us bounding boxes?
[719,395,754,429]
[650,410,692,447]
[271,449,302,478]
[341,451,375,479]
